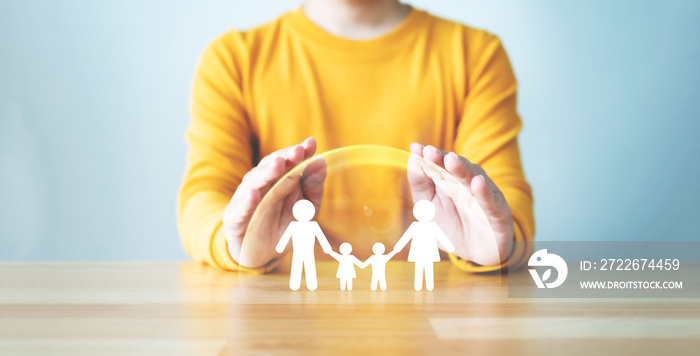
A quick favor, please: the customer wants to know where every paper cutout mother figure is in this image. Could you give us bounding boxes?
[393,200,455,291]
[276,199,332,291]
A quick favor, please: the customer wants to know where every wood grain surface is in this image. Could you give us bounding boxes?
[0,261,698,355]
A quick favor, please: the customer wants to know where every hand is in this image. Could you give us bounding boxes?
[224,137,327,268]
[407,143,514,266]
[328,250,341,261]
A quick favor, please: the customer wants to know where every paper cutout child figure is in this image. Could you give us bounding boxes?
[328,242,364,291]
[276,199,332,291]
[392,200,455,291]
[360,242,397,291]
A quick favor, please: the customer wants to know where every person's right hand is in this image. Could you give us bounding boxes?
[223,137,327,268]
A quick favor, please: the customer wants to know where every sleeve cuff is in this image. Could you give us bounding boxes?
[448,216,528,273]
[211,225,283,274]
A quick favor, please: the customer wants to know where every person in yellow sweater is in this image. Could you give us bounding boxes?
[177,0,534,274]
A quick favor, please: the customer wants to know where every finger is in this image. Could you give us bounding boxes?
[301,157,327,211]
[471,175,507,219]
[259,137,313,166]
[444,151,483,187]
[409,142,425,156]
[284,144,305,170]
[226,156,288,225]
[223,187,262,257]
[258,147,286,166]
[422,145,448,168]
[407,154,436,201]
[257,152,324,211]
[243,137,315,194]
[301,137,317,159]
[226,188,262,225]
[240,156,287,192]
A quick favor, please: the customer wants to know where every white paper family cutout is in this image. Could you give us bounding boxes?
[276,199,455,291]
[275,199,332,291]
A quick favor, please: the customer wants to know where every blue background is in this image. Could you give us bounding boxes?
[1,0,698,261]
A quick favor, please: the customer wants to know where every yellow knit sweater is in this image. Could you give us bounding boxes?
[178,7,534,273]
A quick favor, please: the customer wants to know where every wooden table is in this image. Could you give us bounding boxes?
[1,261,699,355]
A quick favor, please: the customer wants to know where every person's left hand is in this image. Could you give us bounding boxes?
[407,143,514,266]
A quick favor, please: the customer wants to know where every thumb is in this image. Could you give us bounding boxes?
[471,175,501,218]
[301,157,327,212]
[223,188,261,261]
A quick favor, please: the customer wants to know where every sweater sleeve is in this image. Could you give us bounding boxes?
[177,31,274,273]
[449,32,535,273]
